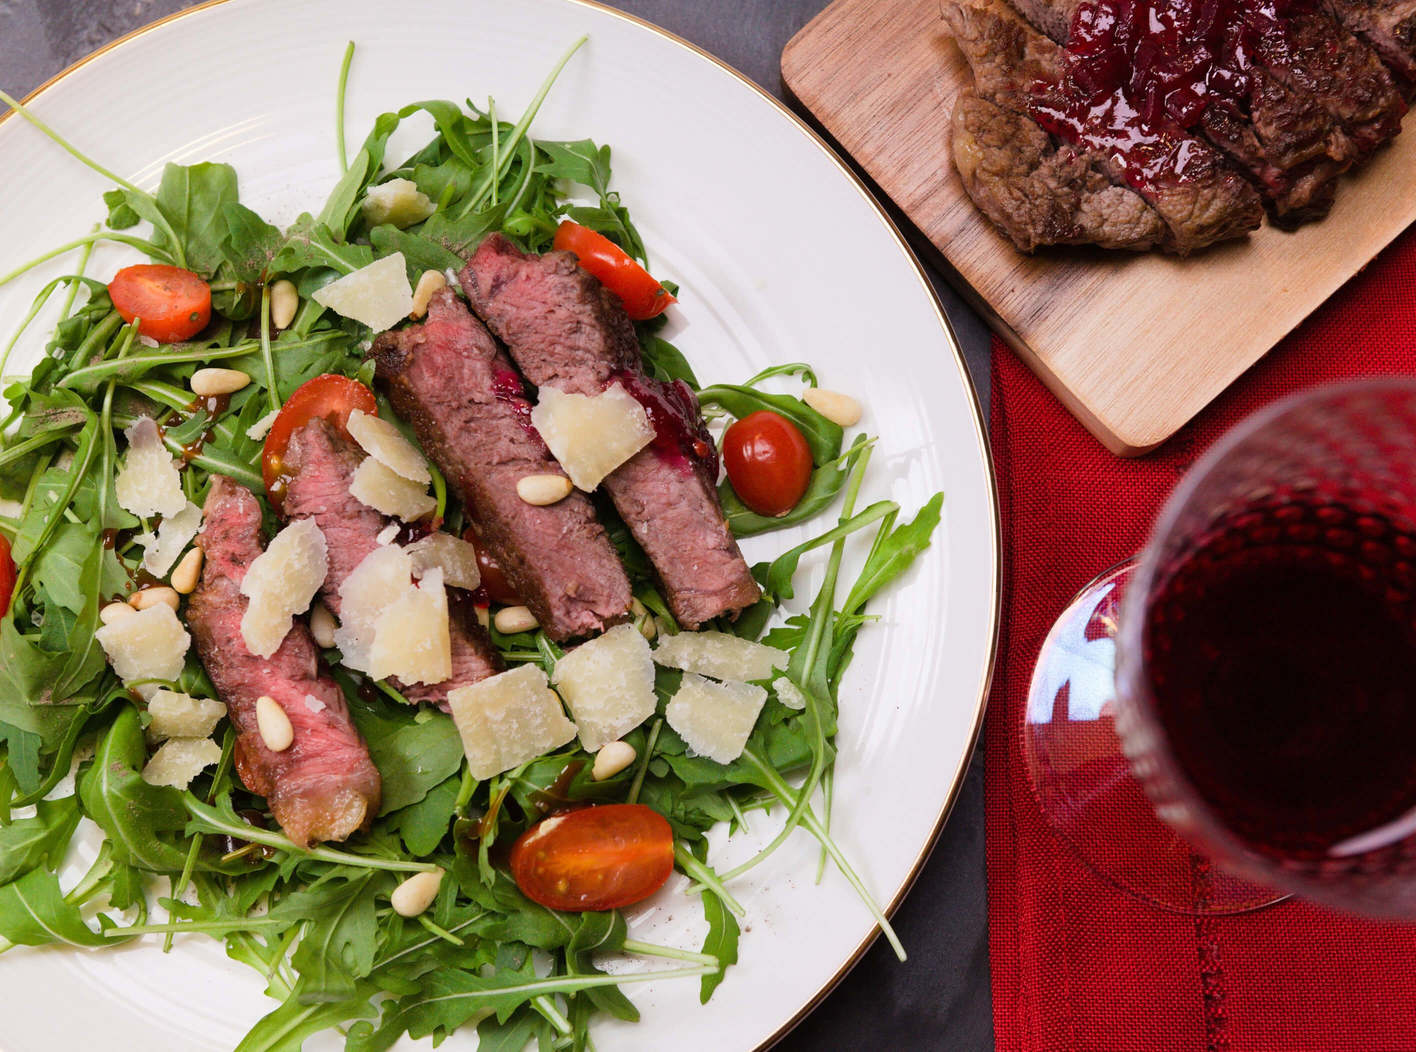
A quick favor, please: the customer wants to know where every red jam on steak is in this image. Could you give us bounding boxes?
[1027,0,1301,190]
[611,370,719,478]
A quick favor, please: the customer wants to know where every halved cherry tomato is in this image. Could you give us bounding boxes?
[262,375,378,506]
[460,528,521,606]
[552,220,676,321]
[108,264,212,343]
[722,410,813,517]
[0,535,14,617]
[510,804,675,912]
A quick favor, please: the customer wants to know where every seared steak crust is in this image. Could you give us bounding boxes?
[1328,0,1416,84]
[372,289,631,641]
[188,476,381,848]
[281,418,503,706]
[463,235,761,628]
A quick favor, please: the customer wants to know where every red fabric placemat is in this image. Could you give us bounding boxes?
[985,227,1416,1052]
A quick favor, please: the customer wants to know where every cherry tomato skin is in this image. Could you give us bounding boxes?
[108,264,212,343]
[552,220,676,321]
[0,535,14,618]
[722,411,813,518]
[510,804,675,912]
[459,528,521,606]
[261,375,378,506]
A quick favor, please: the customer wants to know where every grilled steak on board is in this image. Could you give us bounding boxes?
[280,417,503,706]
[188,476,381,848]
[945,0,1262,253]
[372,288,632,641]
[1327,0,1416,84]
[462,234,761,629]
[1004,0,1406,225]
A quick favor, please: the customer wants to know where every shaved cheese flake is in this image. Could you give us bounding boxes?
[530,385,654,491]
[347,409,430,483]
[304,694,327,714]
[361,178,436,228]
[665,673,767,765]
[239,519,328,658]
[552,624,656,751]
[95,604,190,700]
[349,457,436,521]
[773,676,807,711]
[334,545,414,672]
[653,630,787,683]
[369,567,452,685]
[376,523,399,545]
[311,252,414,333]
[245,409,280,441]
[447,664,576,780]
[142,737,222,789]
[136,500,202,577]
[116,416,186,518]
[407,532,481,591]
[146,690,226,741]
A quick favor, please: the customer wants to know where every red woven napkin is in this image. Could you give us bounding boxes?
[985,227,1416,1052]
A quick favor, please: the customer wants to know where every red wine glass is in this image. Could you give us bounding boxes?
[1026,378,1416,916]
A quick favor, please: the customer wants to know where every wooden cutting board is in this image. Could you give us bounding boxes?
[782,0,1416,454]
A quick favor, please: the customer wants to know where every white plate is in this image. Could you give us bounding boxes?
[0,2,999,1048]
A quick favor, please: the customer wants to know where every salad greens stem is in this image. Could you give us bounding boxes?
[183,797,438,873]
[533,995,573,1036]
[61,331,343,390]
[0,231,163,290]
[416,914,466,946]
[816,769,834,884]
[741,747,906,962]
[673,844,743,917]
[58,226,100,322]
[335,41,355,173]
[105,919,289,937]
[259,282,278,411]
[621,939,720,967]
[626,718,662,806]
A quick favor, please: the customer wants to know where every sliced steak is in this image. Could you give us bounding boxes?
[462,235,761,627]
[1006,0,1402,224]
[280,417,503,706]
[1327,0,1416,85]
[946,0,1260,253]
[188,476,381,848]
[372,288,631,641]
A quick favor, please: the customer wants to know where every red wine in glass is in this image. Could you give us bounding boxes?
[1028,379,1416,916]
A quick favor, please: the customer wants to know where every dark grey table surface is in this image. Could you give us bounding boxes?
[0,3,994,1049]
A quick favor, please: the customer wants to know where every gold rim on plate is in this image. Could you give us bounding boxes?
[5,2,1003,1046]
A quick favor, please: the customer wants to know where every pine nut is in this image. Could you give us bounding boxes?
[170,547,203,595]
[255,695,293,752]
[802,387,862,427]
[475,605,491,630]
[391,868,443,917]
[309,603,337,649]
[191,368,251,398]
[592,740,637,781]
[516,473,573,506]
[409,270,447,319]
[129,586,180,612]
[493,605,538,634]
[100,601,137,625]
[270,279,299,330]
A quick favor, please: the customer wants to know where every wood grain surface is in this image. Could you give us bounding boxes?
[783,0,1416,454]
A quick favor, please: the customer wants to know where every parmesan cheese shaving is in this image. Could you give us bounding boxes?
[530,384,654,491]
[146,690,226,741]
[136,500,202,577]
[552,624,657,751]
[406,533,481,591]
[447,664,576,780]
[142,737,222,789]
[368,566,452,685]
[239,519,328,658]
[95,604,191,700]
[349,457,436,521]
[665,673,767,765]
[653,630,788,683]
[347,409,431,483]
[311,253,414,333]
[361,178,436,228]
[115,416,186,518]
[334,545,414,673]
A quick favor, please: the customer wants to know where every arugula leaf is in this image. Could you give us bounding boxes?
[0,867,112,949]
[394,774,460,856]
[234,980,375,1052]
[0,796,79,885]
[281,872,379,1003]
[698,885,740,1003]
[77,706,190,871]
[843,492,944,614]
[270,214,374,276]
[697,384,842,465]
